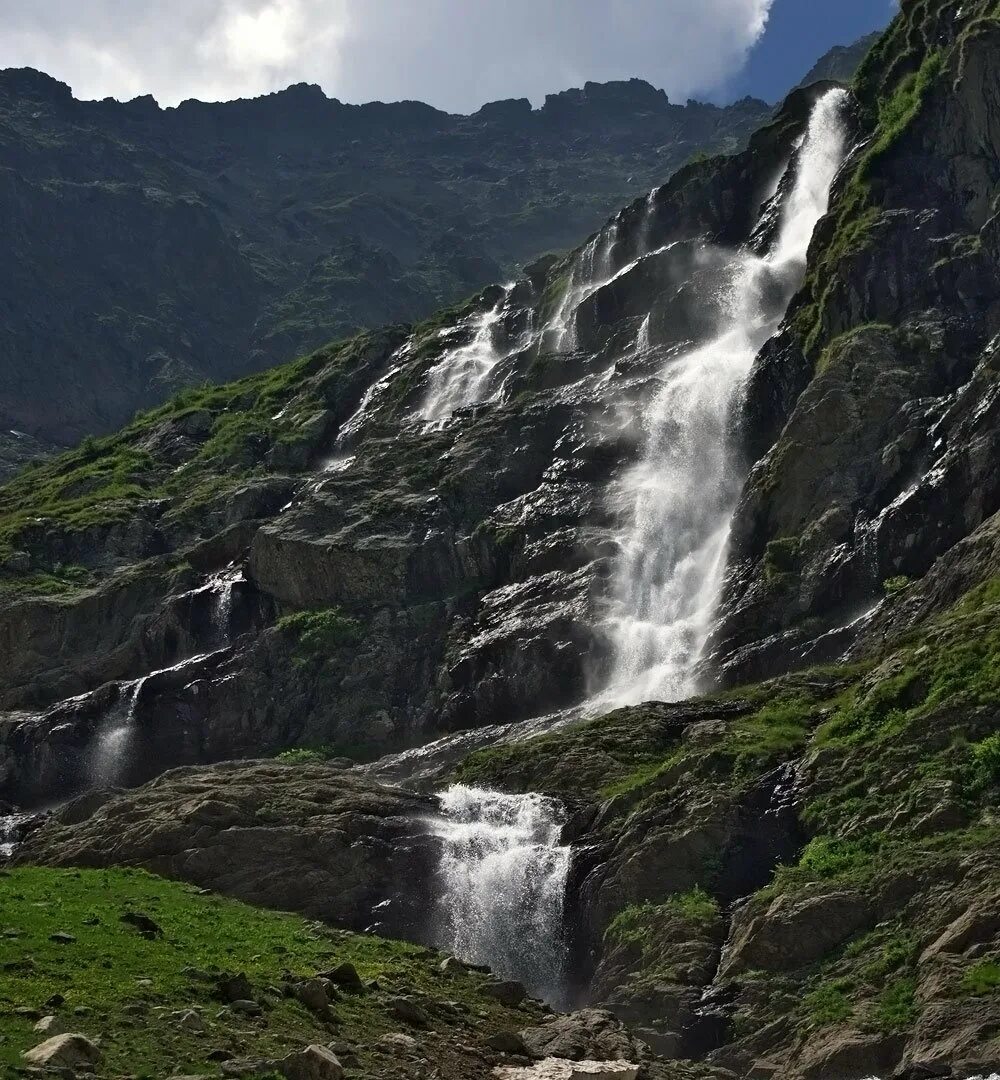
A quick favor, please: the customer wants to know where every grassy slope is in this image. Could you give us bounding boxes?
[0,868,543,1077]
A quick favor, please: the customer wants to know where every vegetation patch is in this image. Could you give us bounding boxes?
[277,608,362,664]
[960,961,1000,995]
[0,867,535,1077]
[606,888,720,951]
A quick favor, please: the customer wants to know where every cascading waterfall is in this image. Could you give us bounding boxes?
[545,220,621,352]
[429,785,571,1004]
[90,675,146,787]
[601,88,849,709]
[418,285,518,424]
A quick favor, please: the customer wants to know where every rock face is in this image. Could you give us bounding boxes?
[0,83,831,808]
[16,761,439,939]
[0,68,775,451]
[712,0,1000,685]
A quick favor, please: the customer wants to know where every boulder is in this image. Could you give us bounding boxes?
[519,1010,649,1063]
[32,1015,67,1036]
[483,980,528,1007]
[21,1033,102,1068]
[277,1045,344,1080]
[388,996,431,1027]
[494,1060,640,1079]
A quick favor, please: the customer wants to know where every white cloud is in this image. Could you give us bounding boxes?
[0,0,774,111]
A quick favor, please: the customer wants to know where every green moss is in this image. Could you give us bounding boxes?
[883,575,911,595]
[763,536,802,579]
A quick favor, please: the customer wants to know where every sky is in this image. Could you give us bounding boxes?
[0,0,896,113]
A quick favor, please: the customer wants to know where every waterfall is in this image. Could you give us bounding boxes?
[429,785,571,1004]
[545,220,621,352]
[600,88,849,709]
[418,286,517,424]
[90,675,146,787]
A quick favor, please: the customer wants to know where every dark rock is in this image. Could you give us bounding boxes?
[482,980,528,1007]
[387,997,431,1027]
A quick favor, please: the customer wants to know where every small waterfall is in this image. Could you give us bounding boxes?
[0,811,31,858]
[90,676,146,787]
[600,88,849,708]
[546,220,621,352]
[418,285,515,424]
[430,785,571,1004]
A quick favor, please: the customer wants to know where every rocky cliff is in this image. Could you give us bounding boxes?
[7,5,1000,1079]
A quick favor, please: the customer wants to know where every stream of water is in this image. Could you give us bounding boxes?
[599,87,848,708]
[429,785,571,1005]
[425,90,850,999]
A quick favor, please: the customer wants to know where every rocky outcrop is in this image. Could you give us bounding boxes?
[16,761,439,940]
[713,0,1000,685]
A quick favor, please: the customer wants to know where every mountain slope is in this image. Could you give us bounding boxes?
[11,5,1000,1079]
[0,69,771,460]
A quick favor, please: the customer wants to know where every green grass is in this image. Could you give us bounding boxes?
[606,888,719,950]
[0,868,536,1076]
[804,981,854,1025]
[960,961,1000,995]
[869,977,919,1032]
[0,328,404,596]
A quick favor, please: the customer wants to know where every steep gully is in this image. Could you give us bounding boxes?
[4,90,850,1009]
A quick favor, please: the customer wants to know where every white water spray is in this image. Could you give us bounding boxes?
[430,785,571,1004]
[601,89,848,708]
[418,285,517,423]
[545,221,621,352]
[90,676,146,787]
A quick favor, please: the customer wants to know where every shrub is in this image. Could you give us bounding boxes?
[870,977,918,1031]
[805,981,853,1025]
[277,608,361,662]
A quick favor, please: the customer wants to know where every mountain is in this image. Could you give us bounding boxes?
[0,68,772,467]
[8,4,1000,1078]
[795,31,882,90]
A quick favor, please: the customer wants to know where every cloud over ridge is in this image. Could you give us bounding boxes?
[0,0,773,111]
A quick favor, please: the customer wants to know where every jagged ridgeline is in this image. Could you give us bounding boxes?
[0,68,775,471]
[9,2,1000,1077]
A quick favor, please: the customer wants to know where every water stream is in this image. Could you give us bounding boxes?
[429,785,572,1005]
[418,285,517,424]
[419,91,849,1001]
[599,87,848,708]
